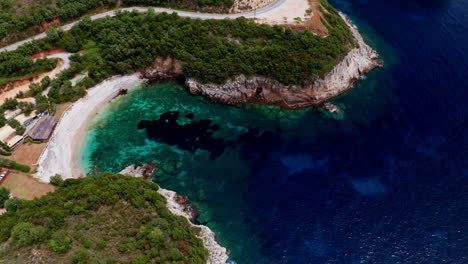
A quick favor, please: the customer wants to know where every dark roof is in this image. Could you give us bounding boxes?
[28,116,59,140]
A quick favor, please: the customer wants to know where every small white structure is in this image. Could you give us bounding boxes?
[4,109,22,120]
[6,135,23,148]
[0,125,16,143]
[0,125,23,148]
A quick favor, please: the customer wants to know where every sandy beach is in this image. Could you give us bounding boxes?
[35,73,144,182]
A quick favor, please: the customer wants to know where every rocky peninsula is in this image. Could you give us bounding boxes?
[119,164,230,264]
[144,14,382,109]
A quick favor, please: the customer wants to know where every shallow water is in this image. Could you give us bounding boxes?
[81,0,468,263]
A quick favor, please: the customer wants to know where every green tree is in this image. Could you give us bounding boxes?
[0,186,10,208]
[4,197,22,212]
[49,231,72,254]
[35,95,49,113]
[50,174,64,187]
[2,98,18,110]
[11,222,48,246]
[46,27,64,43]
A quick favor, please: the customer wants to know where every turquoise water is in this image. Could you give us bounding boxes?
[80,73,388,263]
[80,0,468,262]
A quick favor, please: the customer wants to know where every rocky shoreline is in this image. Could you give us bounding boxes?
[143,13,382,109]
[119,164,229,264]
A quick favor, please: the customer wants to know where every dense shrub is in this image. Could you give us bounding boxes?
[71,248,90,264]
[0,0,234,44]
[50,174,65,187]
[4,197,22,212]
[49,231,73,254]
[0,158,30,172]
[0,174,208,263]
[11,222,48,246]
[0,187,10,208]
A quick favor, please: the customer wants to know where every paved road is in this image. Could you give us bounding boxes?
[0,0,287,53]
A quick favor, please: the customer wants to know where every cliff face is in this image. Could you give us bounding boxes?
[142,14,382,109]
[119,165,229,264]
[186,14,382,109]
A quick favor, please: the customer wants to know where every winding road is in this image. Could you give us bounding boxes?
[0,0,288,53]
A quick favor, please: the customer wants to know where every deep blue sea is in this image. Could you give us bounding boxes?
[81,0,468,263]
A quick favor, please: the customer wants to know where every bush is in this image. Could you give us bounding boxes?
[71,248,90,264]
[4,197,22,212]
[49,231,72,254]
[15,126,26,136]
[3,98,18,110]
[0,187,10,208]
[82,240,92,249]
[96,239,106,249]
[50,174,64,187]
[11,222,48,246]
[0,150,11,156]
[0,158,30,172]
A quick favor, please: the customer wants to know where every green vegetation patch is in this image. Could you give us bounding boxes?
[0,0,234,45]
[0,158,30,172]
[0,0,355,104]
[0,173,208,264]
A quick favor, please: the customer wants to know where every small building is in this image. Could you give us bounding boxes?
[0,125,16,143]
[4,109,22,120]
[0,125,23,149]
[6,134,23,149]
[28,116,59,142]
[15,113,37,127]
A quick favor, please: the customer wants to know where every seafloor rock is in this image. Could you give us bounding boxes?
[119,165,229,264]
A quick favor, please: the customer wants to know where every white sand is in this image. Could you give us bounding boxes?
[35,73,144,182]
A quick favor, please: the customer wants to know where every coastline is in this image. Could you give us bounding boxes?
[185,13,382,109]
[118,164,230,264]
[34,12,380,182]
[31,11,378,264]
[158,188,230,264]
[35,73,144,181]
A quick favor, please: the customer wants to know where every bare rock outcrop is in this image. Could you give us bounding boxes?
[141,56,184,81]
[119,165,229,264]
[230,0,275,13]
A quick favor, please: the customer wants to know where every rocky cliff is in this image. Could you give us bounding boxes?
[186,14,382,108]
[119,165,229,264]
[142,14,382,109]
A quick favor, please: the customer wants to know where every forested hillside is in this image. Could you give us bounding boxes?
[0,0,234,45]
[0,173,208,264]
[0,0,355,103]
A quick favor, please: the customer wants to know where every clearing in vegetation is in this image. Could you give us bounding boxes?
[0,172,55,200]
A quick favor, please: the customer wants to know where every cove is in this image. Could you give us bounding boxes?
[80,0,468,262]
